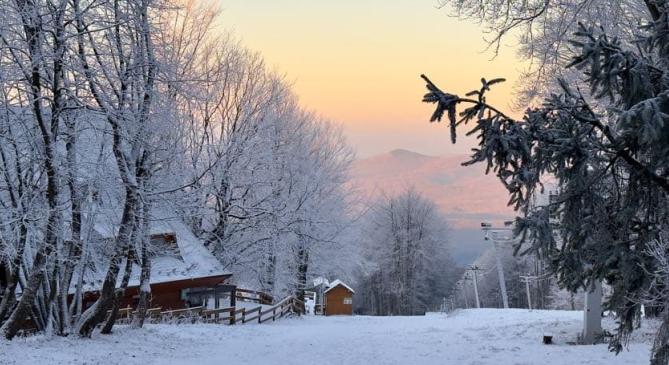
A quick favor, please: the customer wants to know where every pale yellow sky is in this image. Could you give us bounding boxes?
[217,0,525,157]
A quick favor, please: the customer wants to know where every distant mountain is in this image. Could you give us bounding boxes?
[351,149,514,229]
[350,149,516,265]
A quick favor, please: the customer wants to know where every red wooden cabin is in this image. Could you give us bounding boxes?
[75,210,232,311]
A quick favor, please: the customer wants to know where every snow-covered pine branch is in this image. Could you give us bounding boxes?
[421,7,669,364]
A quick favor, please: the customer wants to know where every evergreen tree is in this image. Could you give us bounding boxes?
[422,3,669,363]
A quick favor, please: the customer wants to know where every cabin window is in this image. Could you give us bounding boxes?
[187,295,205,308]
[343,297,352,305]
[149,233,182,260]
[182,288,206,307]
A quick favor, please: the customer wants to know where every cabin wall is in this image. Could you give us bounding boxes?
[325,286,353,315]
[81,274,231,311]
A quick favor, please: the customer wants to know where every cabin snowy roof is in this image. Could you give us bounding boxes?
[81,208,230,291]
[324,280,354,294]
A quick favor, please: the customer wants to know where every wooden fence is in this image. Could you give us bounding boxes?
[235,288,273,305]
[112,294,304,326]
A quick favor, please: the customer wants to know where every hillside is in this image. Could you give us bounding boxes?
[2,310,652,365]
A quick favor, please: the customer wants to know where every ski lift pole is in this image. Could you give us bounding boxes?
[520,274,534,311]
[481,221,513,309]
[470,266,482,309]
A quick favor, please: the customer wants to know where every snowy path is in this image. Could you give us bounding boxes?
[0,309,653,365]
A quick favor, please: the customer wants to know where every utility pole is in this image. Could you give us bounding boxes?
[491,239,509,309]
[481,222,513,309]
[469,266,482,308]
[582,281,603,344]
[463,281,469,309]
[460,281,469,309]
[519,274,535,311]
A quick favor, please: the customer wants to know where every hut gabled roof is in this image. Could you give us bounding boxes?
[324,279,354,294]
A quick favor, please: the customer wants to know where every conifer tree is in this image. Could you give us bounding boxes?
[422,2,669,363]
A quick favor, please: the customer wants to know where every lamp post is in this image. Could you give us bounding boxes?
[481,221,514,309]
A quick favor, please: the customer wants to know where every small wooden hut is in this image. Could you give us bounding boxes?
[324,280,354,316]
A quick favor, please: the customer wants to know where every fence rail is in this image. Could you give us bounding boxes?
[109,291,304,326]
[235,288,273,305]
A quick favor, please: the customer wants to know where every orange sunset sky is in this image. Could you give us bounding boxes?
[217,0,526,158]
[215,1,529,256]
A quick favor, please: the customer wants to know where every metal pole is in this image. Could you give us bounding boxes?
[525,280,532,310]
[492,240,509,309]
[471,266,481,309]
[520,275,532,311]
[461,282,469,309]
[582,281,603,344]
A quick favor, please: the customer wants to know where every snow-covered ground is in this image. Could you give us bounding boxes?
[0,309,654,365]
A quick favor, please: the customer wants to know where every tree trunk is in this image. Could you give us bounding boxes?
[294,247,309,304]
[2,0,64,340]
[69,256,86,321]
[133,200,152,328]
[0,224,28,325]
[261,253,277,295]
[205,179,229,250]
[101,246,135,334]
[45,260,61,335]
[0,263,16,326]
[651,305,669,365]
[60,115,83,331]
[1,242,53,339]
[76,188,138,337]
[133,251,151,328]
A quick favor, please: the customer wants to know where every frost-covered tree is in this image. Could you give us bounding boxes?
[438,0,652,102]
[644,232,669,361]
[151,6,356,297]
[166,44,354,296]
[276,116,354,302]
[422,2,669,363]
[355,188,459,315]
[0,0,74,339]
[0,0,355,339]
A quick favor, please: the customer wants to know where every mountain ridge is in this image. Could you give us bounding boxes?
[351,149,513,229]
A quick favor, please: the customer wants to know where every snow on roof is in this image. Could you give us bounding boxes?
[324,279,354,294]
[81,208,230,291]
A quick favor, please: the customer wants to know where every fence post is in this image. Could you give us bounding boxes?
[258,307,262,323]
[230,308,236,325]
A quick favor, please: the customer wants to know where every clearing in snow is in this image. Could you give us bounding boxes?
[0,309,653,365]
